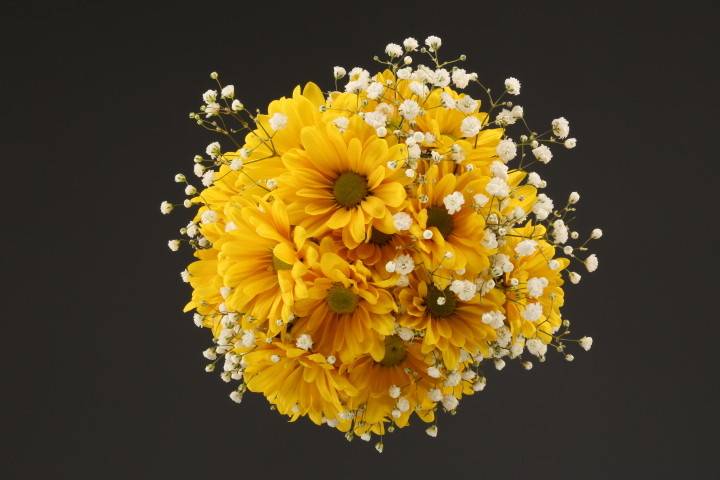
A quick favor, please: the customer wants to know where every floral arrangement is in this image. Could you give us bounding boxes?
[161,35,601,451]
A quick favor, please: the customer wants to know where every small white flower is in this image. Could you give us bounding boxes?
[397,327,414,341]
[396,397,410,412]
[385,260,396,273]
[366,81,385,100]
[422,229,433,240]
[332,116,349,132]
[160,201,173,215]
[473,193,489,207]
[193,163,205,177]
[494,358,506,371]
[527,277,549,298]
[482,229,498,249]
[205,141,221,159]
[579,336,593,351]
[388,385,401,399]
[200,209,218,224]
[185,222,198,238]
[460,116,482,138]
[568,191,580,204]
[568,271,582,284]
[241,330,255,347]
[441,394,458,411]
[515,239,537,257]
[385,43,403,58]
[585,254,599,272]
[527,172,542,188]
[456,95,478,114]
[511,105,524,118]
[444,371,461,387]
[231,99,244,111]
[428,388,443,402]
[496,138,517,162]
[393,212,412,231]
[333,66,346,79]
[427,366,441,378]
[184,185,197,196]
[403,37,419,51]
[473,378,487,391]
[204,102,220,117]
[220,84,234,99]
[440,92,456,109]
[495,108,517,126]
[591,228,603,239]
[168,239,180,251]
[403,55,412,65]
[394,254,415,275]
[532,144,553,164]
[526,338,547,358]
[174,173,186,183]
[425,425,438,437]
[551,117,570,139]
[449,280,476,301]
[451,68,473,89]
[565,354,575,362]
[229,158,243,171]
[295,333,313,351]
[229,391,243,403]
[433,68,450,88]
[201,170,214,187]
[490,161,508,180]
[552,219,569,244]
[202,89,217,104]
[485,177,510,198]
[504,77,521,95]
[549,259,560,270]
[396,66,412,80]
[481,310,506,329]
[443,191,465,214]
[425,35,442,51]
[180,269,190,282]
[533,194,554,220]
[564,138,577,149]
[564,246,574,255]
[326,355,336,365]
[399,99,422,121]
[522,302,543,322]
[269,112,288,131]
[436,297,446,305]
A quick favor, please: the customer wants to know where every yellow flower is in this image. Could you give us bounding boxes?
[244,341,357,426]
[399,273,505,369]
[499,223,569,343]
[409,164,494,275]
[218,197,309,335]
[279,124,408,249]
[342,336,439,435]
[291,239,397,363]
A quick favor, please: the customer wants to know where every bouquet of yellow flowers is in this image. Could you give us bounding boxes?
[161,35,600,451]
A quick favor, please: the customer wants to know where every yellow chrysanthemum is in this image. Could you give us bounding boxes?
[500,223,569,342]
[243,341,357,426]
[279,124,408,249]
[399,273,506,369]
[291,239,397,363]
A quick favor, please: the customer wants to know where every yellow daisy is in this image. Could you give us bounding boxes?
[398,273,506,370]
[278,124,408,248]
[290,239,397,363]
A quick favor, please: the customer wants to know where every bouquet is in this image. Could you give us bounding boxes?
[161,35,601,451]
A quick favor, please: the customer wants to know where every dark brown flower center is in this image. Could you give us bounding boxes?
[327,284,359,314]
[333,171,368,208]
[426,206,454,238]
[379,335,407,367]
[369,228,393,246]
[425,285,457,317]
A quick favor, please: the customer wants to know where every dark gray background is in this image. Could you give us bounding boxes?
[3,1,718,478]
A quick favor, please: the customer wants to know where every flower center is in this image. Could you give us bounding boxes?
[333,171,368,208]
[272,254,293,271]
[425,285,457,317]
[327,284,359,314]
[369,228,393,246]
[426,206,454,238]
[379,335,407,367]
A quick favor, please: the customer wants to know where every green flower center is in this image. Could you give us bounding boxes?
[333,171,368,208]
[327,284,359,314]
[369,228,393,246]
[426,206,454,238]
[379,335,407,367]
[425,285,457,317]
[272,254,293,271]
